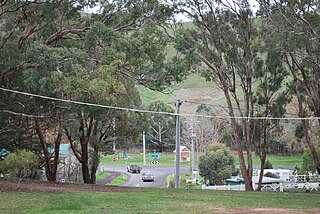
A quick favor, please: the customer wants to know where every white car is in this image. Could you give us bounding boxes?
[142,172,155,182]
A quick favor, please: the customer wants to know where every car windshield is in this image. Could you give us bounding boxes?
[143,172,153,176]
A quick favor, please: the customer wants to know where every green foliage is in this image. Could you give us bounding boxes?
[302,148,320,173]
[0,150,38,180]
[198,144,235,185]
[264,172,280,179]
[220,123,244,149]
[294,122,305,140]
[220,129,233,148]
[264,159,273,169]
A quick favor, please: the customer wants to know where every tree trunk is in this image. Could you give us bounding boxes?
[90,121,100,184]
[81,141,91,183]
[159,126,163,152]
[257,120,268,191]
[257,154,266,191]
[218,69,253,191]
[294,79,320,174]
[79,116,94,184]
[34,118,62,182]
[52,114,63,181]
[302,120,320,174]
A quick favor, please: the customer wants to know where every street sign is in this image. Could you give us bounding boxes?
[150,160,159,165]
[150,152,160,160]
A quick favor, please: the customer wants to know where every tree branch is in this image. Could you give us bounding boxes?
[1,60,39,84]
[44,27,89,45]
[1,110,46,118]
[17,15,45,49]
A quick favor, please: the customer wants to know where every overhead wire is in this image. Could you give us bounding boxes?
[1,87,319,121]
[183,100,299,117]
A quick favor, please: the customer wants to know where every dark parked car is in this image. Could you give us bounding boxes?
[142,172,155,182]
[127,164,142,173]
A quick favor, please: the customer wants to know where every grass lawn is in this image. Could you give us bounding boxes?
[0,188,319,213]
[109,173,128,185]
[100,153,192,167]
[233,154,302,168]
[100,153,302,168]
[96,172,109,181]
[137,73,222,114]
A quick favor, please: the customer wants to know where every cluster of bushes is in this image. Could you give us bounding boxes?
[0,150,39,180]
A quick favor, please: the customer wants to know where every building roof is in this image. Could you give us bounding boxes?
[173,146,190,153]
[48,144,70,158]
[252,176,284,184]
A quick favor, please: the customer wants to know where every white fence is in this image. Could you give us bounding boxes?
[203,182,319,192]
[202,184,245,191]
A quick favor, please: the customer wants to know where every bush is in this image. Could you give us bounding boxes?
[198,144,235,185]
[264,159,273,169]
[264,172,280,178]
[302,148,320,173]
[0,150,39,180]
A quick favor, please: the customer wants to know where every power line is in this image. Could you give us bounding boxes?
[1,87,319,121]
[0,87,176,116]
[184,100,299,117]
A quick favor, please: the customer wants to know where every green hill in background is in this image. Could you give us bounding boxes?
[137,21,236,115]
[137,73,226,114]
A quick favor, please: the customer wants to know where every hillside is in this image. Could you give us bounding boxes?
[137,73,226,115]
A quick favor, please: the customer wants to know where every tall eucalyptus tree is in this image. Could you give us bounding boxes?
[257,0,320,174]
[176,0,258,191]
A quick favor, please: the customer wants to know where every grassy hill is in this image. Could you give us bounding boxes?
[137,73,226,114]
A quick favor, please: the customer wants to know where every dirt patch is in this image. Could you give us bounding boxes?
[0,179,143,193]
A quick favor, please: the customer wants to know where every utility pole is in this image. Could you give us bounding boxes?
[175,99,182,189]
[143,131,146,166]
[187,119,197,184]
[191,132,196,184]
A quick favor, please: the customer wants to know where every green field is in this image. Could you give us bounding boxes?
[100,153,302,168]
[137,73,222,114]
[0,188,319,213]
[234,154,302,168]
[100,153,192,167]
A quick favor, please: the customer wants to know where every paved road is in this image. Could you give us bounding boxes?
[99,165,189,188]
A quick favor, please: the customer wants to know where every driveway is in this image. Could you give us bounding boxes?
[99,165,189,188]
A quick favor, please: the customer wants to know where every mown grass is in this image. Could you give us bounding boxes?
[96,172,109,181]
[109,174,128,185]
[100,153,191,167]
[100,153,302,168]
[0,188,319,213]
[233,154,302,168]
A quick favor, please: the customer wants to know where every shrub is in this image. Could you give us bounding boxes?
[198,144,235,185]
[302,148,320,173]
[264,159,273,169]
[0,150,39,180]
[264,172,280,178]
